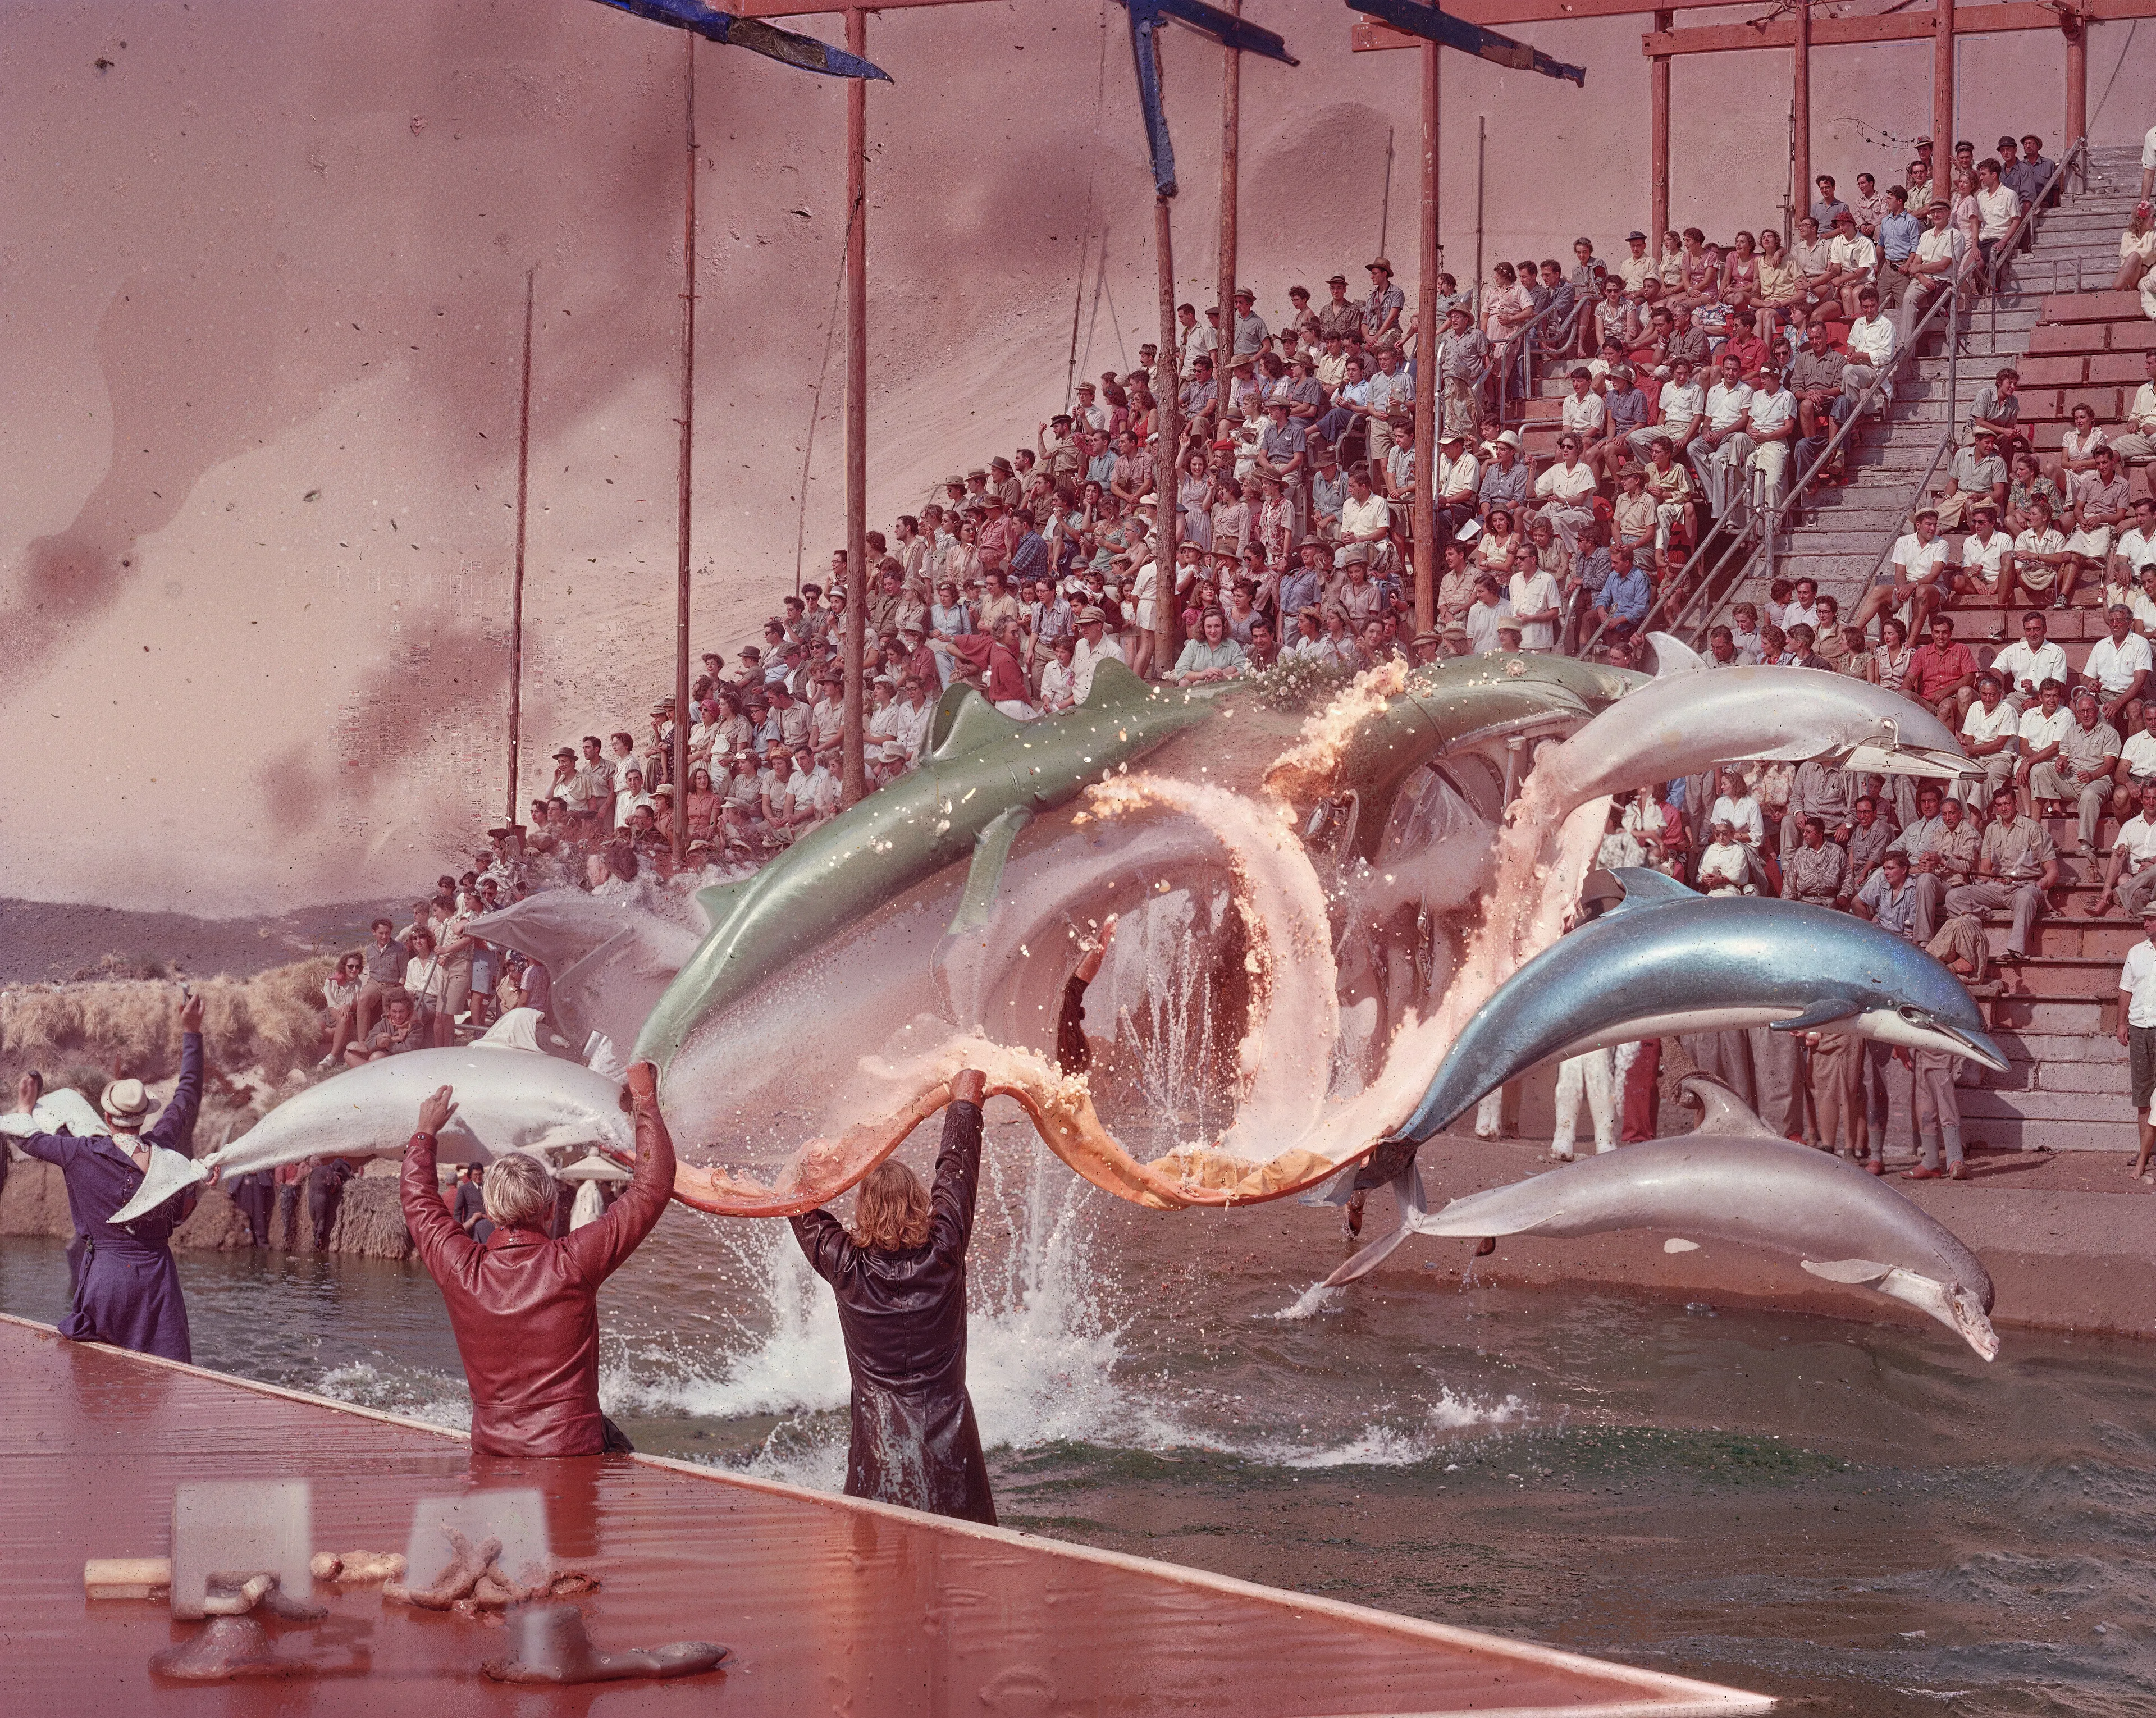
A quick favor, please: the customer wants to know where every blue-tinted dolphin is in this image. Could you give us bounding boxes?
[1338,1075,1999,1359]
[1392,868,2007,1147]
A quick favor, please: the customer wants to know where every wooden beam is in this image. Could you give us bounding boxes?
[1933,0,1953,191]
[1648,9,1669,244]
[1412,38,1438,638]
[841,7,869,807]
[1349,0,1760,45]
[1643,0,2156,56]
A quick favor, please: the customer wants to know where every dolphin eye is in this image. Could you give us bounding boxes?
[1899,1006,1925,1023]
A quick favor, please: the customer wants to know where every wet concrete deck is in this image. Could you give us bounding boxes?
[0,1314,1770,1715]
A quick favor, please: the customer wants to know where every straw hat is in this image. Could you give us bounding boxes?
[101,1079,156,1125]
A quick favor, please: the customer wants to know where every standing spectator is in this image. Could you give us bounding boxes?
[2116,908,2156,1180]
[353,917,409,1043]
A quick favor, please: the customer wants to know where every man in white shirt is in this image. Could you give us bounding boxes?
[1852,505,1952,633]
[1959,673,2020,805]
[887,676,936,770]
[1957,503,2013,613]
[1820,211,1878,316]
[2084,604,2154,731]
[2109,495,2156,595]
[1972,156,2022,275]
[1688,354,1755,519]
[2114,902,2156,1180]
[1559,367,1606,440]
[1336,466,1392,566]
[2111,350,2156,469]
[2015,677,2074,806]
[1697,818,1753,894]
[1993,609,2068,709]
[1434,431,1479,534]
[1743,364,1799,517]
[1629,357,1703,461]
[1069,607,1126,705]
[1507,558,1564,653]
[2096,780,2156,920]
[1842,287,1897,414]
[1902,199,1971,329]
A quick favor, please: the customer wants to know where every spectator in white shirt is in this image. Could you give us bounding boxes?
[1820,211,1878,317]
[1972,157,2023,276]
[1743,364,1799,517]
[1852,505,1951,634]
[1533,434,1601,555]
[1956,503,2013,611]
[2084,604,2154,732]
[1959,673,2020,805]
[1992,609,2068,709]
[2097,780,2156,922]
[1507,556,1564,653]
[2015,677,2074,811]
[1697,818,1754,895]
[2004,492,2071,611]
[2109,496,2156,597]
[1689,354,1755,519]
[2109,351,2156,469]
[2115,902,2156,1180]
[1559,368,1606,440]
[1843,287,1896,412]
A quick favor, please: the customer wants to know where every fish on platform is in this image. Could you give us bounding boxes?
[635,665,1211,1073]
[107,1049,632,1224]
[1337,1075,1999,1360]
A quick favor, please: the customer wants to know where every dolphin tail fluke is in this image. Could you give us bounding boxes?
[1322,1162,1427,1287]
[106,1149,211,1228]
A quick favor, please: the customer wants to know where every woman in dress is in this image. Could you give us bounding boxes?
[1222,579,1260,648]
[684,766,719,847]
[1753,227,1802,342]
[1178,449,1214,554]
[1871,615,1914,692]
[1209,474,1251,564]
[2055,401,2109,485]
[1482,261,1535,346]
[2006,452,2063,534]
[1721,230,1762,323]
[319,950,367,1068]
[1474,507,1520,577]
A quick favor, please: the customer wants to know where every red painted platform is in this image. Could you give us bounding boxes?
[0,1314,1770,1715]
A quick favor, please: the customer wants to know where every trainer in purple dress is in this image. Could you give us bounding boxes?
[13,993,205,1363]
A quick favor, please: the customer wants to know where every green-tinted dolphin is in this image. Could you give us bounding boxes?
[635,663,1210,1071]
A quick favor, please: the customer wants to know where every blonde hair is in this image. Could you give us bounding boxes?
[849,1160,933,1253]
[482,1153,556,1231]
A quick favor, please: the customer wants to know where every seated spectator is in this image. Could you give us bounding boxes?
[1852,848,1922,942]
[1784,815,1848,905]
[2111,350,2156,471]
[1852,508,1952,634]
[2063,449,2133,606]
[1935,427,2009,533]
[1944,786,2057,965]
[2031,689,2121,858]
[1959,672,2021,806]
[2093,779,2156,920]
[1171,609,1248,686]
[1697,817,1754,895]
[2085,602,2154,733]
[349,987,424,1067]
[2003,489,2070,607]
[2114,199,2156,296]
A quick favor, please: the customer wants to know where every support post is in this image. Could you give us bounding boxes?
[1473,115,1485,322]
[673,36,695,866]
[1791,0,1811,232]
[1649,11,1671,246]
[1412,38,1438,637]
[1152,38,1181,678]
[506,267,533,827]
[1932,0,1954,182]
[842,7,870,807]
[1216,0,1239,382]
[2064,13,2086,186]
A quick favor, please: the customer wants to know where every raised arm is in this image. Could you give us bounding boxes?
[400,1086,477,1278]
[143,996,207,1158]
[928,1070,987,1262]
[564,1061,675,1287]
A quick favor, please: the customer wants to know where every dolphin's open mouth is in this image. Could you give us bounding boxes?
[1874,1267,2001,1361]
[1861,1006,2010,1073]
[1934,1018,2011,1073]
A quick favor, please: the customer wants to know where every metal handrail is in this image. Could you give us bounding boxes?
[1989,137,2089,339]
[1491,290,1583,426]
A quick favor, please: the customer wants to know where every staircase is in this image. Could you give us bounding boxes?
[1772,146,2147,607]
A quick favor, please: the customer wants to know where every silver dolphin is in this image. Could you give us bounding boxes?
[1338,1075,1999,1359]
[467,890,704,1062]
[1391,867,2007,1148]
[107,1048,634,1224]
[1529,666,1973,818]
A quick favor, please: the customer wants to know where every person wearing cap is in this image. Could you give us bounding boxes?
[1316,272,1360,341]
[1280,535,1328,619]
[1476,426,1529,514]
[1226,286,1268,378]
[1070,604,1125,703]
[1739,360,1798,518]
[1362,258,1403,343]
[1616,229,1655,298]
[1905,194,1974,308]
[1404,627,1442,667]
[1431,430,1478,536]
[1932,424,2009,533]
[9,989,206,1361]
[547,743,580,813]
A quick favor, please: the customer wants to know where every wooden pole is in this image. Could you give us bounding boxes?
[1216,0,1239,384]
[673,34,695,867]
[842,7,870,806]
[1412,39,1438,638]
[1152,40,1181,678]
[1932,0,1954,182]
[2064,12,2087,176]
[1791,0,1811,232]
[1378,127,1395,260]
[1473,115,1485,322]
[1649,11,1671,246]
[506,266,533,827]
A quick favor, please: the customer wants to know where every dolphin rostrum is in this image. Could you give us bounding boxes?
[107,1048,634,1224]
[1335,1075,1999,1360]
[1391,867,2008,1148]
[635,664,1210,1072]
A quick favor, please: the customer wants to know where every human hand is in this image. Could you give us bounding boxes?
[625,1061,659,1103]
[950,1068,988,1107]
[416,1086,458,1137]
[179,989,205,1034]
[15,1072,40,1115]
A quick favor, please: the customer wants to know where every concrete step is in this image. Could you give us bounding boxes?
[2028,319,2156,354]
[1953,1112,2140,1153]
[1983,1058,2131,1095]
[1960,1086,2135,1125]
[1989,995,2107,1032]
[1987,920,2140,959]
[2041,290,2146,323]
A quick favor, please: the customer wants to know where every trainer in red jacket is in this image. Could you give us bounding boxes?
[400,1063,673,1457]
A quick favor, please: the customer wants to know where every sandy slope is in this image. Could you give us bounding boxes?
[2,0,2140,913]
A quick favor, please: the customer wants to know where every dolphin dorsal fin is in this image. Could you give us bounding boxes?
[1642,631,1708,678]
[927,685,1027,760]
[693,878,751,934]
[1077,658,1163,714]
[1605,867,1699,912]
[1679,1073,1783,1140]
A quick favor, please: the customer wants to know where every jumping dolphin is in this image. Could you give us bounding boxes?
[1334,1076,1999,1360]
[1392,867,2008,1146]
[1524,666,1972,820]
[635,665,1211,1072]
[107,1049,633,1223]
